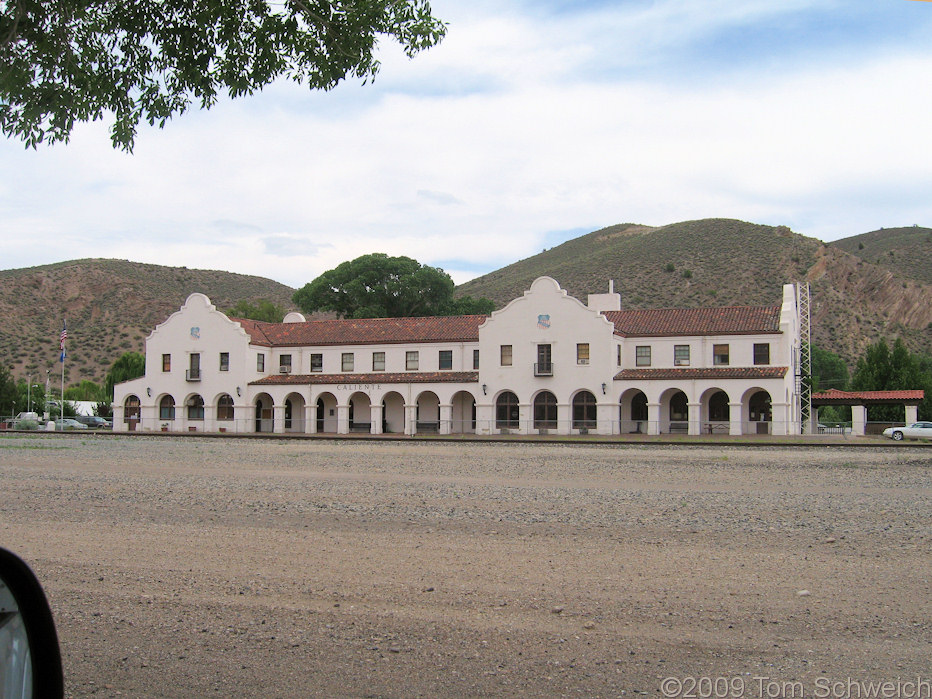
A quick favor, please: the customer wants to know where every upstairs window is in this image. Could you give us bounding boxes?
[577,343,590,365]
[406,351,419,370]
[257,353,265,372]
[636,346,651,367]
[713,344,730,366]
[500,345,513,367]
[674,345,690,366]
[372,352,385,372]
[753,343,771,365]
[311,353,323,372]
[162,354,171,372]
[473,349,480,370]
[617,345,622,367]
[439,350,453,370]
[342,353,354,372]
[279,354,292,373]
[219,352,230,371]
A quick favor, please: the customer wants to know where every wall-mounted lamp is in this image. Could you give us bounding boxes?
[601,383,607,395]
[146,387,151,397]
[482,384,487,395]
[236,386,241,397]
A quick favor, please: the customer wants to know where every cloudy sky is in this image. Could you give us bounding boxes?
[2,0,931,288]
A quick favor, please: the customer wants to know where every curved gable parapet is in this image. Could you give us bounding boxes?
[482,276,615,330]
[151,292,251,342]
[283,311,306,323]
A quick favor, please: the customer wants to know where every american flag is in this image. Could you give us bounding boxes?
[60,321,67,362]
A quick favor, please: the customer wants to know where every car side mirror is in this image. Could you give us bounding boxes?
[0,548,64,698]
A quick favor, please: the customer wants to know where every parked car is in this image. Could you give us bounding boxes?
[55,418,88,430]
[75,416,112,429]
[882,422,932,441]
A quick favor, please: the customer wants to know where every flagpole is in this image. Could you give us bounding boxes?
[59,319,67,421]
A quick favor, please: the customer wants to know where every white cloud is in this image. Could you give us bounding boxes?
[1,0,930,288]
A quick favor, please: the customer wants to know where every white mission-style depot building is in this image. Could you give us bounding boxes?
[113,277,807,437]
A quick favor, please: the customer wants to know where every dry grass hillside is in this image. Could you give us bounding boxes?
[458,219,932,365]
[3,221,930,384]
[0,259,296,383]
[830,226,932,285]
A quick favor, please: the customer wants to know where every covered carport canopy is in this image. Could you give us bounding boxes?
[812,389,925,436]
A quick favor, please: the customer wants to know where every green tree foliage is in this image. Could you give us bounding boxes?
[851,338,932,420]
[228,299,287,323]
[64,379,107,402]
[1,0,446,150]
[0,363,18,416]
[810,345,849,392]
[15,378,46,414]
[293,253,495,319]
[104,352,146,399]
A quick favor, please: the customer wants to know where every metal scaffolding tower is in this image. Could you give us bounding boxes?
[796,282,812,434]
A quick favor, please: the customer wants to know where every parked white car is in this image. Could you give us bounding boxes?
[56,418,88,430]
[882,422,932,441]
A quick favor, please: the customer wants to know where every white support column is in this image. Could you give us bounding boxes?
[439,404,452,435]
[647,402,661,436]
[370,403,383,435]
[851,404,867,437]
[556,403,569,435]
[404,404,417,435]
[596,401,614,436]
[729,402,743,436]
[273,404,286,434]
[688,402,702,436]
[772,401,791,436]
[336,404,350,434]
[905,405,919,424]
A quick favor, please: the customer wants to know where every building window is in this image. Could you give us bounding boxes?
[439,350,453,370]
[636,346,651,367]
[257,354,265,372]
[713,344,730,366]
[533,391,557,429]
[473,349,480,370]
[500,345,512,366]
[162,354,171,372]
[674,345,690,366]
[159,395,175,420]
[753,343,770,365]
[187,395,205,420]
[572,391,597,430]
[617,345,622,367]
[372,352,385,372]
[311,353,323,372]
[577,343,590,365]
[187,353,200,380]
[219,352,229,371]
[495,391,519,429]
[406,351,419,370]
[279,354,292,373]
[536,344,552,375]
[342,353,354,372]
[217,394,234,421]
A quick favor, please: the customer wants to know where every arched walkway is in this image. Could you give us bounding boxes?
[415,391,440,433]
[349,392,372,433]
[619,389,648,434]
[382,392,405,434]
[285,392,306,433]
[316,392,337,433]
[254,393,274,433]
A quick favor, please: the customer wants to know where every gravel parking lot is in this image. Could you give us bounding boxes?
[1,434,930,698]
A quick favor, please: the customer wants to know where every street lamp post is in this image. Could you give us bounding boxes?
[27,376,32,415]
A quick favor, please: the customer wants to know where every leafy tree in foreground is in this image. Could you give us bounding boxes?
[104,352,146,399]
[810,345,849,393]
[0,363,18,416]
[65,379,107,402]
[1,0,445,150]
[228,299,287,323]
[293,253,494,319]
[850,338,932,421]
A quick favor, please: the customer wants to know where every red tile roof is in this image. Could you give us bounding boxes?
[232,315,487,347]
[812,389,925,404]
[251,371,479,386]
[603,306,781,337]
[614,367,788,381]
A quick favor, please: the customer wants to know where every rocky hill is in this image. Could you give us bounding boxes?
[0,259,296,384]
[3,221,931,385]
[457,219,932,365]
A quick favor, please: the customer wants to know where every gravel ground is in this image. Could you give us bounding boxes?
[1,434,930,698]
